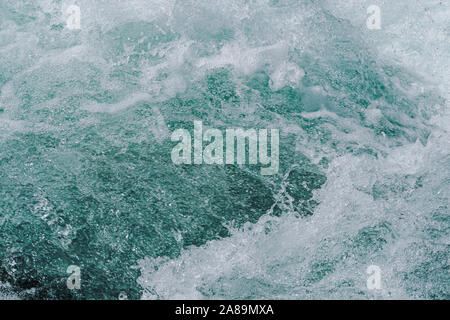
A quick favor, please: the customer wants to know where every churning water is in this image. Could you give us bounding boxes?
[0,0,448,299]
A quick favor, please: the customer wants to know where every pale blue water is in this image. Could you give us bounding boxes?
[0,0,448,299]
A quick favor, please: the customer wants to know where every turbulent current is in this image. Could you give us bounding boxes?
[0,0,448,299]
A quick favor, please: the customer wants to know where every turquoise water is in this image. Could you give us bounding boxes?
[0,0,448,299]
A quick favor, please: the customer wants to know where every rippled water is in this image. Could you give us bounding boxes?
[0,0,448,299]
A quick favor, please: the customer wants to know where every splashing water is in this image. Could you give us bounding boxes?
[0,0,448,299]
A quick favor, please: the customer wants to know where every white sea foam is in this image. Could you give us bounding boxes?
[138,105,449,298]
[0,283,20,300]
[0,0,447,299]
[137,0,449,299]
